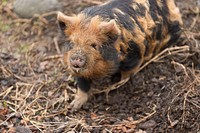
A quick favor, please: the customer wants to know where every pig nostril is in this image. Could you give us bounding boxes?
[70,56,86,68]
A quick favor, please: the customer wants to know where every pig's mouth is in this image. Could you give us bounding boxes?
[68,51,88,75]
[69,64,87,75]
[71,66,84,73]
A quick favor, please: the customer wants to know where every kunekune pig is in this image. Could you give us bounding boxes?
[57,0,183,110]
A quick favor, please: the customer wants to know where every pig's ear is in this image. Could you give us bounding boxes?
[57,11,75,31]
[99,20,120,35]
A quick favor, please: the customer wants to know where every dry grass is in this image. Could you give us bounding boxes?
[0,0,200,132]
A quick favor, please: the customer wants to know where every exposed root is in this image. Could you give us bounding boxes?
[167,61,200,129]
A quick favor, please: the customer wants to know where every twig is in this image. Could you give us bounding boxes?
[92,77,130,95]
[17,84,35,111]
[0,86,13,98]
[12,11,57,24]
[0,112,16,126]
[189,10,199,30]
[172,61,189,77]
[54,37,61,54]
[43,54,63,61]
[186,99,200,109]
[27,119,44,133]
[167,106,179,128]
[136,46,189,74]
[182,89,192,126]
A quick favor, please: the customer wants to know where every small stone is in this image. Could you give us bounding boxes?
[16,126,32,133]
[139,120,156,129]
[13,0,62,18]
[151,78,158,83]
[1,80,9,86]
[147,91,154,97]
[54,116,60,122]
[135,129,147,133]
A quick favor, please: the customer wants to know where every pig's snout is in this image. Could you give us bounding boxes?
[70,53,86,69]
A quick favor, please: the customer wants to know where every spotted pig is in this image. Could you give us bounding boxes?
[57,0,183,110]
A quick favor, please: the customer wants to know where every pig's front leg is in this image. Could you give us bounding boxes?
[69,77,91,110]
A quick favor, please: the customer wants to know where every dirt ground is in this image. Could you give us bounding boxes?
[0,0,199,133]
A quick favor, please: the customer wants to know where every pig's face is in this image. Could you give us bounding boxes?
[58,12,121,79]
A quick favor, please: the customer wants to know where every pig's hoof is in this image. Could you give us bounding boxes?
[69,92,88,110]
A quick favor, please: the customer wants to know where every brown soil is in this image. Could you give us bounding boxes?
[0,0,199,133]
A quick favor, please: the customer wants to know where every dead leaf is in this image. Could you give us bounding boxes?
[0,108,8,120]
[90,112,98,120]
[0,108,8,115]
[122,126,127,132]
[8,127,16,133]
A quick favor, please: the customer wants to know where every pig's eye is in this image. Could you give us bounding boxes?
[91,43,98,50]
